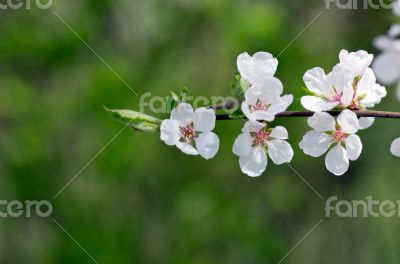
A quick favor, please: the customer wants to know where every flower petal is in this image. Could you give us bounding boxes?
[195,132,219,160]
[176,142,199,156]
[372,52,400,85]
[269,126,288,140]
[391,138,400,157]
[299,131,332,157]
[251,111,275,122]
[239,147,268,177]
[325,144,349,176]
[160,119,181,146]
[307,112,336,132]
[237,52,278,84]
[194,108,216,132]
[337,109,359,134]
[345,134,363,161]
[358,117,375,130]
[266,140,294,165]
[233,133,253,157]
[267,95,293,115]
[171,103,194,126]
[301,96,339,112]
[303,67,328,95]
[338,49,373,76]
[242,121,266,133]
[340,83,354,107]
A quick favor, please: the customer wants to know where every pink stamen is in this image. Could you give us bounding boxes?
[254,129,269,146]
[180,124,196,143]
[328,93,342,102]
[332,129,346,143]
[251,101,268,112]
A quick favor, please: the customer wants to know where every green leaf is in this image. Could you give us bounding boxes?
[104,107,162,132]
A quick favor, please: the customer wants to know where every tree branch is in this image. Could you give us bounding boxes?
[216,110,400,120]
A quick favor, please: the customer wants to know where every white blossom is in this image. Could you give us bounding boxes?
[373,24,400,101]
[299,110,363,176]
[233,121,294,177]
[237,52,293,122]
[160,103,219,159]
[391,138,400,157]
[302,50,386,129]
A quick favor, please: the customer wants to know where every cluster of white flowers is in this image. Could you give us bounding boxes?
[372,1,400,161]
[160,48,397,177]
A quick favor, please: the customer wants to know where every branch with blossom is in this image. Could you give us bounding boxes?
[106,48,400,177]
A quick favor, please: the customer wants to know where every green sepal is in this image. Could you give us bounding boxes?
[104,107,162,132]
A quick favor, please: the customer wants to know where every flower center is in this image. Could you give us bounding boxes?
[332,129,346,143]
[328,92,342,102]
[254,129,269,146]
[251,101,268,112]
[180,124,196,143]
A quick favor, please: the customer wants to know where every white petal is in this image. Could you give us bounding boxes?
[325,144,349,176]
[242,121,266,133]
[244,85,262,106]
[194,108,216,132]
[241,102,253,120]
[269,126,288,140]
[358,117,375,130]
[337,110,359,134]
[338,49,373,76]
[237,52,278,84]
[389,24,400,38]
[258,77,283,99]
[171,103,194,126]
[397,81,400,101]
[267,95,293,115]
[233,133,253,157]
[237,52,254,82]
[195,132,219,160]
[340,83,354,107]
[266,140,294,165]
[328,67,354,93]
[239,147,268,177]
[307,112,336,132]
[299,131,332,157]
[251,111,275,122]
[176,142,199,156]
[303,67,328,95]
[394,1,400,16]
[372,52,400,84]
[160,120,181,146]
[390,138,400,157]
[301,96,339,111]
[374,36,394,50]
[345,134,363,161]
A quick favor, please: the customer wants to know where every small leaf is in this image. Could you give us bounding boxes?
[104,107,162,132]
[166,91,180,112]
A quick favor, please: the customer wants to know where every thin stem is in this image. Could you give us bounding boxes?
[216,110,400,120]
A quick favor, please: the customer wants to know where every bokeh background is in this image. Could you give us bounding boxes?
[1,0,400,263]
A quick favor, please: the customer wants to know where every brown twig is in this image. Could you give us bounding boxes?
[217,110,400,120]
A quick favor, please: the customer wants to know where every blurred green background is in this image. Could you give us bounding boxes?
[1,0,400,263]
